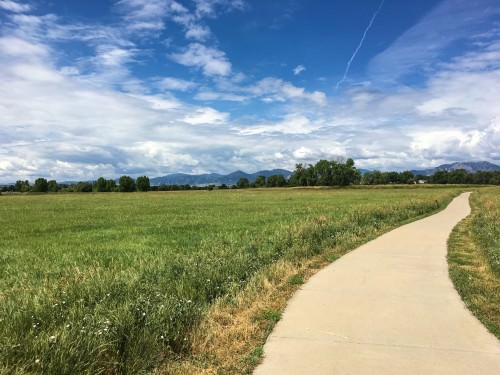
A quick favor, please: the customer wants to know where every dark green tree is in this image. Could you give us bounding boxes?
[315,160,333,186]
[47,180,58,192]
[118,176,136,192]
[266,174,287,187]
[305,164,317,186]
[399,171,415,184]
[33,178,48,193]
[448,169,470,184]
[136,176,150,192]
[386,172,400,184]
[74,182,93,192]
[432,170,449,184]
[236,177,249,188]
[254,175,266,187]
[95,177,108,192]
[14,180,30,192]
[289,164,307,186]
[106,179,117,192]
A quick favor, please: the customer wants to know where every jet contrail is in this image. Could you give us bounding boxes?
[335,0,385,90]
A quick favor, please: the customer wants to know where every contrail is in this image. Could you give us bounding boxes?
[335,0,385,90]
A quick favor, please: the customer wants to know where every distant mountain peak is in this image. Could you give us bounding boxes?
[149,169,292,186]
[412,161,500,176]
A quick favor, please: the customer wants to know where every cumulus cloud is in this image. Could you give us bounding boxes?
[170,43,232,76]
[182,107,229,125]
[0,0,499,182]
[0,36,49,59]
[0,0,30,13]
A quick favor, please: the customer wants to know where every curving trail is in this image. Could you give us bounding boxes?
[255,193,500,374]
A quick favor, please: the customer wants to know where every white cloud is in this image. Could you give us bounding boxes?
[95,45,135,67]
[158,77,196,91]
[0,36,49,59]
[194,0,246,18]
[182,107,229,125]
[0,0,499,183]
[170,43,232,76]
[194,90,247,101]
[185,24,211,40]
[293,146,314,159]
[293,64,306,75]
[116,0,170,33]
[238,114,321,135]
[0,0,30,13]
[248,77,326,105]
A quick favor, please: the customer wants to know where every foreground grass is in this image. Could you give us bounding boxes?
[448,187,500,338]
[0,187,462,374]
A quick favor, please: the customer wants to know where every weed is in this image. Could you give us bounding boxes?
[287,275,304,285]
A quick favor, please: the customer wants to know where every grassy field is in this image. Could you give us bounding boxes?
[448,187,500,338]
[0,187,464,374]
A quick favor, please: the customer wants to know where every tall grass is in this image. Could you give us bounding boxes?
[0,188,461,374]
[448,187,500,338]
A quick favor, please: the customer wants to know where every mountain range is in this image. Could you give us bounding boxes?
[150,169,292,186]
[411,161,500,176]
[2,161,499,186]
[151,161,499,185]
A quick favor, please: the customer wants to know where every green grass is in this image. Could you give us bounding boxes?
[448,187,500,338]
[0,187,463,374]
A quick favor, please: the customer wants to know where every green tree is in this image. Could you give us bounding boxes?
[305,164,317,186]
[74,182,93,192]
[360,171,375,185]
[399,171,415,184]
[95,177,108,192]
[47,180,58,192]
[136,176,150,192]
[106,179,117,192]
[266,174,287,187]
[119,176,136,192]
[330,158,360,186]
[236,177,249,188]
[448,169,470,184]
[289,163,307,186]
[33,178,49,193]
[432,170,449,184]
[253,175,266,187]
[386,171,400,184]
[15,180,30,192]
[315,159,333,186]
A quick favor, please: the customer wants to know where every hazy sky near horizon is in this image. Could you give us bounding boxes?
[1,0,499,181]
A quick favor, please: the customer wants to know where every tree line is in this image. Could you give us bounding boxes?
[1,159,499,194]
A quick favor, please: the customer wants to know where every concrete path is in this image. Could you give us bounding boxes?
[255,193,500,374]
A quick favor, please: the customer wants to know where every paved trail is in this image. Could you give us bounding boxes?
[255,193,500,374]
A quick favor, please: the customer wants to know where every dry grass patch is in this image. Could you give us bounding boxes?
[159,254,337,375]
[448,188,500,339]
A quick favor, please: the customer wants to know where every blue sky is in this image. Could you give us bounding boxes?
[0,0,499,181]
